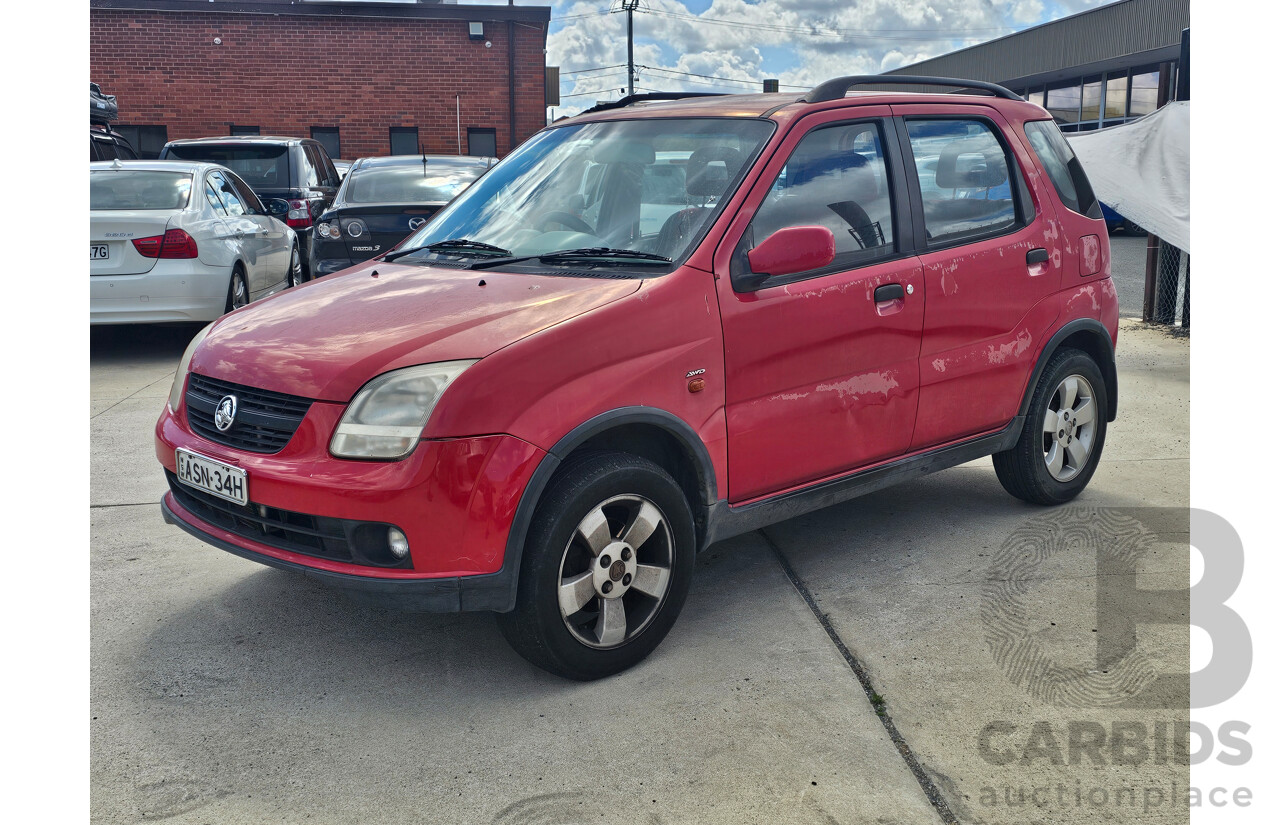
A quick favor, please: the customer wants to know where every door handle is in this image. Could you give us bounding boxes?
[874,283,905,303]
[1027,248,1049,265]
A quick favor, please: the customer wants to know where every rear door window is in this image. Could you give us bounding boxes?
[905,119,1019,245]
[209,171,246,216]
[204,180,228,216]
[301,144,322,189]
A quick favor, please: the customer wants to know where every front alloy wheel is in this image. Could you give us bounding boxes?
[497,452,695,680]
[557,494,675,649]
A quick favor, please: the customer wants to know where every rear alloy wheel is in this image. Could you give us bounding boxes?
[993,348,1108,505]
[287,245,303,287]
[497,452,695,680]
[225,267,249,313]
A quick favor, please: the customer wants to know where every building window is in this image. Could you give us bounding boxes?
[311,127,341,160]
[114,125,168,159]
[1129,69,1160,117]
[1104,74,1127,120]
[390,127,419,155]
[467,127,497,158]
[1080,77,1102,124]
[1046,83,1081,124]
[230,125,260,136]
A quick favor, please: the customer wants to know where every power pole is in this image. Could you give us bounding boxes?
[622,0,639,96]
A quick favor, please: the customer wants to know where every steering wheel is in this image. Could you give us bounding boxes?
[534,211,594,234]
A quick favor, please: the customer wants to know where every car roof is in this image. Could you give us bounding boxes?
[89,159,224,175]
[563,90,1046,126]
[165,135,309,146]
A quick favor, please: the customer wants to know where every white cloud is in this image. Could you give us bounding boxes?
[546,0,1122,115]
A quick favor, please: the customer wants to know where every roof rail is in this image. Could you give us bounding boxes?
[802,75,1022,104]
[579,92,726,115]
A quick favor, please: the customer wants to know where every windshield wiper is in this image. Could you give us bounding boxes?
[383,238,512,263]
[469,247,673,270]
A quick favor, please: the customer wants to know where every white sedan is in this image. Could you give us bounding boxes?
[90,160,302,324]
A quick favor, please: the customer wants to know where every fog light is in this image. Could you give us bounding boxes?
[388,527,409,559]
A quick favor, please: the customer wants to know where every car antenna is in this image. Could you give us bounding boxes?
[420,143,428,178]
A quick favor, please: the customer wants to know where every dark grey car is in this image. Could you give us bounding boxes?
[309,154,494,277]
[160,136,341,278]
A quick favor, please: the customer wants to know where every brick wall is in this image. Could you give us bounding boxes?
[90,8,548,159]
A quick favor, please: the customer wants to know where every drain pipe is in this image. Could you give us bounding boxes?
[456,94,462,155]
[508,20,517,156]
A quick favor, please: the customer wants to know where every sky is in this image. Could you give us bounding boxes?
[539,0,1122,115]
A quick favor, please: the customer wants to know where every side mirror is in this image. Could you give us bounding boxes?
[263,198,291,218]
[742,225,836,287]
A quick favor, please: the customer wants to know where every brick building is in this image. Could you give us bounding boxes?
[90,0,551,159]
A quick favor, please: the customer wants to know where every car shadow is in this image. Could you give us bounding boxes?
[91,322,205,367]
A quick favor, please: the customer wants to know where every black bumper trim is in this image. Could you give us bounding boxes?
[161,495,516,613]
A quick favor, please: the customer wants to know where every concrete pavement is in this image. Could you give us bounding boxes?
[91,318,1189,824]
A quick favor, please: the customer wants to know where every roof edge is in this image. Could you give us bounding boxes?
[89,0,551,24]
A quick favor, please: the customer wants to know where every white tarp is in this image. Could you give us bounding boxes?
[1066,101,1190,254]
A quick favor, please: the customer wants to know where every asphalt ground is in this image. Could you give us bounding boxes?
[91,315,1189,824]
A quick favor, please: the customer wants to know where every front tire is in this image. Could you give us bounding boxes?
[993,348,1108,505]
[496,452,696,680]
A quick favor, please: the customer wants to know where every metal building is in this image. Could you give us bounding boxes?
[885,0,1190,132]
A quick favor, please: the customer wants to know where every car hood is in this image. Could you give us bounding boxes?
[190,260,641,401]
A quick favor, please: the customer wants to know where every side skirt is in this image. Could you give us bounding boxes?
[700,418,1024,549]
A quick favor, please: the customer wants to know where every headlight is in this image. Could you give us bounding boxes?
[330,360,477,460]
[168,322,214,412]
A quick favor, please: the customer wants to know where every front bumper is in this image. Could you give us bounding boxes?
[162,494,515,611]
[155,400,545,611]
[311,256,356,278]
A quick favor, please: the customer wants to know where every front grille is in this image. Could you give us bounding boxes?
[166,472,411,569]
[185,374,312,454]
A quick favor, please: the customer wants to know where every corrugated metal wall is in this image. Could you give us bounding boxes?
[883,0,1189,85]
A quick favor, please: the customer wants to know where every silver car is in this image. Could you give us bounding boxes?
[90,160,301,324]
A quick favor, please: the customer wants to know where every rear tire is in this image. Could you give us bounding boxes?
[993,348,1108,505]
[225,266,249,313]
[496,451,696,680]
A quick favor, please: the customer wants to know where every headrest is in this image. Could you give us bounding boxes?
[686,146,743,196]
[589,139,656,165]
[934,139,1007,189]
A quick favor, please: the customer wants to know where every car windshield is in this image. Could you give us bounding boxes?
[343,162,487,205]
[164,144,290,189]
[395,117,774,269]
[90,170,192,210]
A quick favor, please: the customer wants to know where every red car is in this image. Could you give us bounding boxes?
[156,76,1119,680]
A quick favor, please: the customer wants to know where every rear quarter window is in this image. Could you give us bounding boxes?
[1023,120,1101,219]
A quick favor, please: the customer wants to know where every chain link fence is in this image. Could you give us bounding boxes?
[1145,238,1189,331]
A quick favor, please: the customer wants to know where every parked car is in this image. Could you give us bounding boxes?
[156,77,1118,680]
[1101,202,1142,235]
[159,136,340,278]
[310,154,493,277]
[91,126,138,161]
[91,160,302,324]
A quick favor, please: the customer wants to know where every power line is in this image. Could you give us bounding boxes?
[640,65,808,90]
[639,9,1005,42]
[560,64,627,77]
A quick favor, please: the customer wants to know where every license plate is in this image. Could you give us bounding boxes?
[175,448,248,506]
[90,244,109,260]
